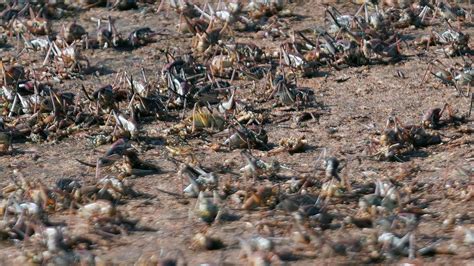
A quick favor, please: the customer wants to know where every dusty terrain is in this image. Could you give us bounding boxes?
[0,0,473,265]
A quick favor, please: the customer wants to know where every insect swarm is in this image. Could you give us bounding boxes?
[268,135,307,155]
[223,124,268,150]
[267,73,315,108]
[420,103,467,129]
[45,41,90,77]
[194,191,219,224]
[180,163,218,197]
[367,116,442,161]
[0,132,11,154]
[241,185,279,210]
[187,103,226,132]
[128,27,157,47]
[239,236,282,265]
[61,21,87,44]
[11,7,51,36]
[0,0,473,264]
[191,232,224,250]
[209,54,237,77]
[191,19,226,54]
[239,150,280,181]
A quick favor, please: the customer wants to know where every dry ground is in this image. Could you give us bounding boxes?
[0,1,473,265]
